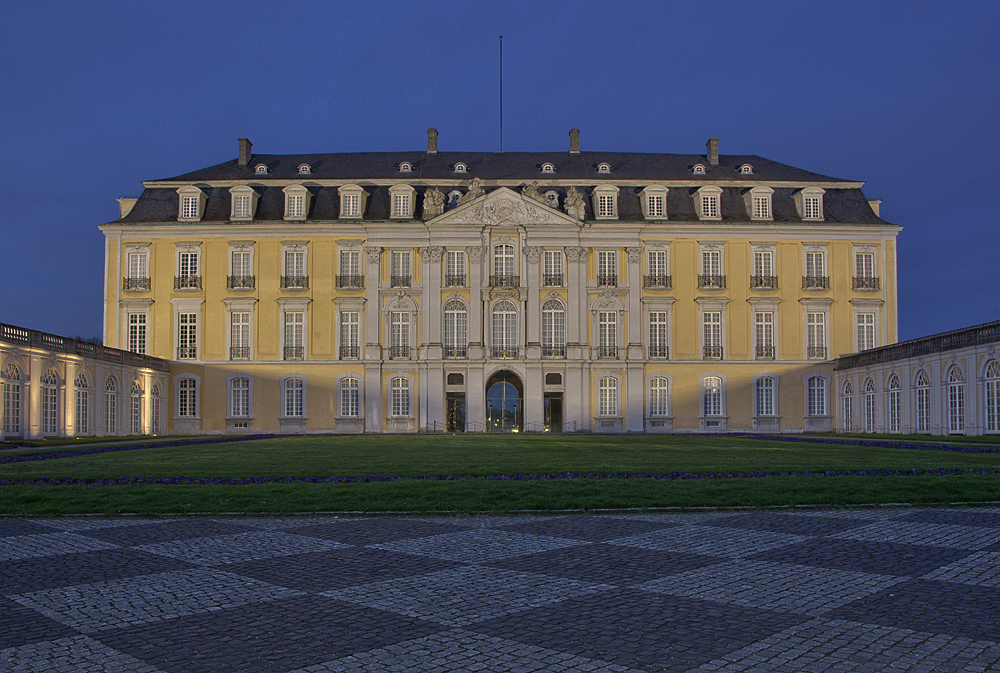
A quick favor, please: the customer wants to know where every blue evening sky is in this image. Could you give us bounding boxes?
[1,0,997,342]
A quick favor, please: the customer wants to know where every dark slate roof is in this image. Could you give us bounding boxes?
[157,151,854,183]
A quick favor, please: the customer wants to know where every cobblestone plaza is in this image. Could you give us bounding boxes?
[3,508,1000,672]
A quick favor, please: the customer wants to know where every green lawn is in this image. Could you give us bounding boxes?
[2,434,998,515]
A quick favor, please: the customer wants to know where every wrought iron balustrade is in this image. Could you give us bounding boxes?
[443,346,468,359]
[490,274,519,287]
[643,275,672,289]
[336,275,364,289]
[802,276,830,290]
[541,345,566,358]
[648,345,669,359]
[444,274,466,287]
[388,345,412,360]
[177,346,198,360]
[852,276,880,290]
[283,346,305,361]
[756,345,775,360]
[491,346,518,358]
[596,275,617,287]
[229,346,250,361]
[807,346,828,360]
[698,275,726,290]
[339,345,360,359]
[703,345,723,360]
[596,346,619,359]
[750,275,778,290]
[123,277,150,292]
[227,275,255,290]
[280,275,309,290]
[174,275,202,290]
[390,275,411,288]
[542,274,563,287]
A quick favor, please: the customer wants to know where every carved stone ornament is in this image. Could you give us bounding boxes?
[564,247,588,262]
[422,188,445,219]
[470,195,546,226]
[490,288,520,301]
[458,177,485,205]
[523,246,542,264]
[626,246,642,264]
[365,247,382,264]
[989,346,996,356]
[466,245,484,261]
[496,235,515,246]
[420,246,445,263]
[521,181,548,205]
[565,187,586,221]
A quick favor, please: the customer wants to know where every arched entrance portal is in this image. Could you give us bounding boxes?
[486,370,523,433]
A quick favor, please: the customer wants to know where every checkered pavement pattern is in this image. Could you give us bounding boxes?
[3,508,1000,672]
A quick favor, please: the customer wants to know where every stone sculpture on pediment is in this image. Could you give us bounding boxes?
[471,194,546,227]
[458,177,485,205]
[423,188,445,219]
[365,247,383,264]
[565,187,586,221]
[521,181,547,205]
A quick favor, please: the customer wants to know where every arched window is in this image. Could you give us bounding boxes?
[177,377,197,418]
[541,162,555,174]
[693,164,706,175]
[151,383,162,434]
[105,376,118,433]
[703,376,723,417]
[453,162,467,173]
[842,380,854,432]
[2,363,22,436]
[284,377,304,418]
[254,164,268,174]
[948,366,966,433]
[443,299,468,358]
[447,190,462,209]
[391,377,410,417]
[755,377,775,417]
[649,377,670,417]
[399,162,412,173]
[599,377,618,416]
[341,377,360,417]
[915,370,931,433]
[597,162,611,174]
[541,299,565,357]
[231,377,250,418]
[492,300,517,358]
[75,372,90,435]
[807,376,827,417]
[863,378,876,433]
[986,361,1000,433]
[129,381,143,435]
[740,164,753,174]
[41,368,59,435]
[886,374,901,433]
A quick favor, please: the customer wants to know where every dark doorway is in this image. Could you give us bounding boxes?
[544,393,563,432]
[446,392,466,432]
[486,370,523,433]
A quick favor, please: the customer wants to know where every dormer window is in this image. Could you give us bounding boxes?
[453,162,467,174]
[544,190,559,208]
[298,163,311,175]
[640,186,669,220]
[744,186,773,221]
[692,164,707,175]
[399,162,413,173]
[229,185,259,221]
[597,162,611,174]
[176,186,207,221]
[794,187,826,221]
[389,184,416,219]
[283,184,311,220]
[592,185,619,219]
[254,164,268,175]
[694,186,723,220]
[541,162,555,174]
[739,164,753,174]
[447,190,462,209]
[338,184,366,219]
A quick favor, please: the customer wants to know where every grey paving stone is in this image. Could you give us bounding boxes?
[749,538,971,577]
[0,532,120,561]
[321,565,613,626]
[0,635,167,673]
[0,597,79,649]
[76,519,259,545]
[634,559,905,616]
[0,519,63,538]
[289,518,465,546]
[9,567,304,632]
[369,527,587,563]
[923,551,1000,587]
[897,508,1000,529]
[830,521,1000,550]
[135,530,350,565]
[487,514,682,541]
[701,512,871,536]
[26,517,173,532]
[608,523,808,557]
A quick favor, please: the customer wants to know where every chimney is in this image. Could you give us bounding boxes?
[569,128,580,154]
[706,137,719,166]
[868,198,882,217]
[238,137,253,167]
[427,128,438,153]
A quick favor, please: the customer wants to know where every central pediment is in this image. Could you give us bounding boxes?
[427,187,581,227]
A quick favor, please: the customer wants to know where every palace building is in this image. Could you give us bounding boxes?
[87,130,899,435]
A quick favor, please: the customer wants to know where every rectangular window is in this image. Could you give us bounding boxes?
[597,251,617,281]
[233,194,251,219]
[284,250,305,277]
[341,378,359,417]
[446,250,466,286]
[702,250,721,276]
[647,194,665,218]
[181,196,199,219]
[284,379,304,417]
[42,386,57,434]
[599,378,618,416]
[752,195,771,219]
[703,312,722,350]
[127,313,146,354]
[804,196,821,219]
[805,252,825,277]
[598,194,616,217]
[755,311,774,359]
[231,378,249,418]
[756,378,775,416]
[178,313,197,359]
[807,312,826,358]
[284,312,304,360]
[648,250,667,277]
[390,312,409,348]
[231,250,252,277]
[178,252,198,278]
[916,386,931,433]
[808,377,827,416]
[493,245,515,277]
[286,194,305,218]
[177,379,196,418]
[392,193,411,218]
[599,311,617,350]
[340,312,359,358]
[857,313,876,351]
[753,251,773,278]
[649,311,668,358]
[701,195,719,218]
[339,249,360,277]
[855,252,876,279]
[541,304,565,351]
[391,251,411,287]
[444,304,468,351]
[341,193,361,217]
[230,312,250,359]
[128,252,148,279]
[543,250,563,285]
[391,378,410,417]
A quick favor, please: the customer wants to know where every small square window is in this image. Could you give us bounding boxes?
[447,373,464,385]
[545,373,562,385]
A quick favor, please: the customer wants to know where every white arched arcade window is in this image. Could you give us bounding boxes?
[75,371,90,435]
[105,376,119,434]
[886,374,901,433]
[151,383,163,434]
[129,381,143,435]
[915,370,932,433]
[948,366,966,434]
[986,361,1000,433]
[842,380,854,432]
[41,368,59,436]
[863,377,877,433]
[2,362,22,437]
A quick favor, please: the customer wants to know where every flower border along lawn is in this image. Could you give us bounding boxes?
[1,434,998,515]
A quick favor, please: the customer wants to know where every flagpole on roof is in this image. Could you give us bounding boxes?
[499,35,503,153]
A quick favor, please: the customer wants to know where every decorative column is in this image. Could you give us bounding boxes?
[364,247,382,360]
[420,246,445,359]
[565,247,587,351]
[523,246,542,351]
[466,245,485,358]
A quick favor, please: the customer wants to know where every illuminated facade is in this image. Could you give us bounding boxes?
[92,131,900,435]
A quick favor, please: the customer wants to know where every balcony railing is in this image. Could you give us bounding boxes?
[853,276,880,291]
[491,346,518,359]
[703,345,723,360]
[339,345,360,359]
[390,275,411,288]
[336,275,364,289]
[388,345,412,360]
[443,346,468,359]
[750,275,778,290]
[835,320,1000,371]
[541,345,566,358]
[756,345,775,360]
[802,276,830,290]
[698,275,726,290]
[229,346,250,361]
[174,275,201,290]
[123,277,150,292]
[177,346,197,360]
[596,275,617,287]
[807,346,828,360]
[281,275,309,290]
[490,274,519,287]
[543,274,563,287]
[227,275,255,290]
[0,322,170,372]
[596,346,619,359]
[284,346,305,361]
[643,275,672,289]
[648,345,669,359]
[444,274,466,287]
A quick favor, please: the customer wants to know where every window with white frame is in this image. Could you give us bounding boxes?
[597,250,617,286]
[255,164,268,174]
[740,164,753,174]
[389,311,410,356]
[755,377,776,416]
[598,311,617,356]
[492,300,517,357]
[390,185,415,218]
[284,377,304,417]
[746,187,773,220]
[177,251,199,286]
[807,312,827,359]
[541,299,565,356]
[649,377,670,417]
[493,244,515,280]
[126,251,149,289]
[446,250,466,286]
[752,249,775,289]
[541,162,555,174]
[700,248,723,289]
[693,164,706,175]
[284,311,305,360]
[127,313,147,354]
[399,162,412,173]
[646,249,669,288]
[842,380,854,432]
[695,187,722,220]
[41,369,58,435]
[648,311,669,358]
[177,186,204,221]
[597,162,611,174]
[443,299,468,357]
[2,363,21,436]
[105,376,118,432]
[129,381,142,435]
[298,163,311,174]
[178,312,197,359]
[543,250,563,286]
[75,372,89,434]
[703,311,722,359]
[755,311,774,359]
[390,250,411,287]
[598,377,618,416]
[230,249,253,289]
[341,377,360,417]
[339,185,364,218]
[230,187,255,220]
[593,185,619,219]
[453,162,467,173]
[854,250,878,289]
[803,250,827,289]
[795,187,825,220]
[807,376,827,416]
[337,249,362,289]
[948,366,966,433]
[857,313,876,351]
[985,361,1000,433]
[887,374,901,432]
[340,311,360,359]
[641,186,668,219]
[230,377,250,418]
[703,376,723,416]
[230,311,251,360]
[283,249,306,288]
[915,370,931,433]
[177,377,197,418]
[391,377,410,417]
[151,383,161,434]
[284,187,307,220]
[863,377,877,432]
